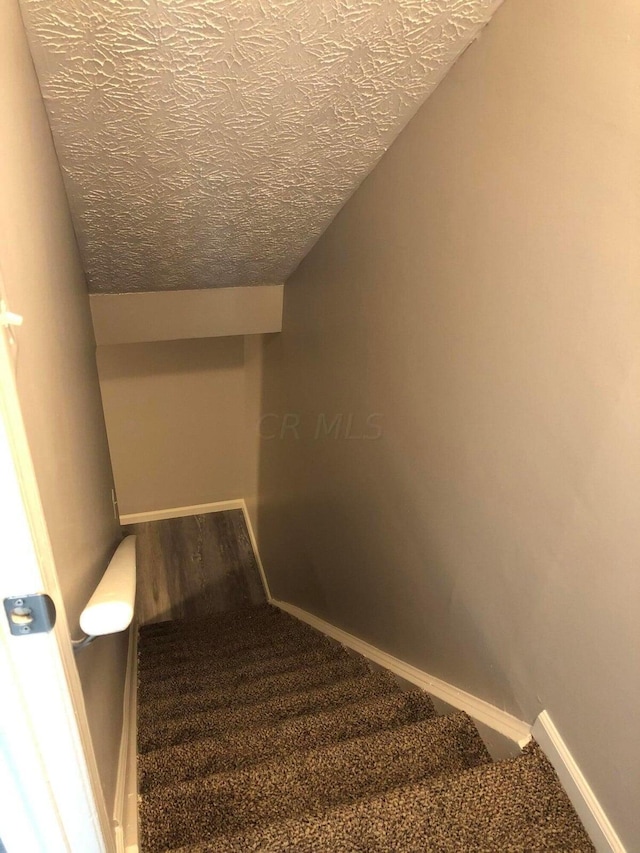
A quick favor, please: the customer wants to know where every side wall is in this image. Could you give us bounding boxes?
[243,335,267,540]
[256,0,640,846]
[0,0,125,817]
[97,338,247,516]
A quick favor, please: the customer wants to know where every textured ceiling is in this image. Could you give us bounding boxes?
[20,0,499,294]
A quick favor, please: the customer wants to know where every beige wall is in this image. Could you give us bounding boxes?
[0,0,125,818]
[256,0,640,845]
[97,337,248,516]
[243,335,267,539]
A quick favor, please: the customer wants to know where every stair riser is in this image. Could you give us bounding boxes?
[140,714,490,850]
[138,672,400,753]
[138,620,318,666]
[194,749,595,853]
[138,645,352,707]
[139,620,287,653]
[138,638,343,693]
[139,634,330,681]
[138,604,278,638]
[138,608,288,645]
[139,691,436,792]
[138,657,369,726]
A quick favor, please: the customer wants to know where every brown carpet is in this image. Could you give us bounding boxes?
[137,604,594,852]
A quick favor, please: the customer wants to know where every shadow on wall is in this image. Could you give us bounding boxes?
[96,337,244,380]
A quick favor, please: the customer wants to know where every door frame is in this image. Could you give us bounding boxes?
[0,325,114,851]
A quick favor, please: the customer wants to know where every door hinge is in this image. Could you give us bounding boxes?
[0,301,24,329]
[3,594,56,635]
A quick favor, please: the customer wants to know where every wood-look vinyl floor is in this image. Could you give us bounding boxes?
[124,510,266,626]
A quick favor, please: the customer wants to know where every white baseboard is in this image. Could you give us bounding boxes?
[239,500,272,602]
[271,599,532,748]
[532,711,625,853]
[119,499,244,526]
[113,622,138,853]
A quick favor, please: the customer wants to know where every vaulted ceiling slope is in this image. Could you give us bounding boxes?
[20,0,500,294]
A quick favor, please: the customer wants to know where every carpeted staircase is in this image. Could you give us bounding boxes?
[137,604,594,852]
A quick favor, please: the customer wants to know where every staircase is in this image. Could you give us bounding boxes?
[137,604,593,851]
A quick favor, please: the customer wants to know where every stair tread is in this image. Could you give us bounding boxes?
[138,642,349,706]
[138,612,314,660]
[181,744,594,853]
[139,712,491,851]
[138,656,370,727]
[139,612,292,650]
[138,628,334,680]
[139,603,278,638]
[138,608,592,853]
[138,669,401,753]
[139,689,436,792]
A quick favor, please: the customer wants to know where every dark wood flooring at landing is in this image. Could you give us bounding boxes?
[124,510,266,626]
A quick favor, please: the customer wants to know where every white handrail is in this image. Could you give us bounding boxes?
[75,536,136,649]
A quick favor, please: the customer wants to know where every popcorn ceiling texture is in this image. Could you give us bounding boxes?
[20,0,500,294]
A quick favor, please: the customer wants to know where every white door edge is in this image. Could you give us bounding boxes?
[0,329,114,852]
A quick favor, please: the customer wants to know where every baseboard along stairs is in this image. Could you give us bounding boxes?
[137,603,594,852]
